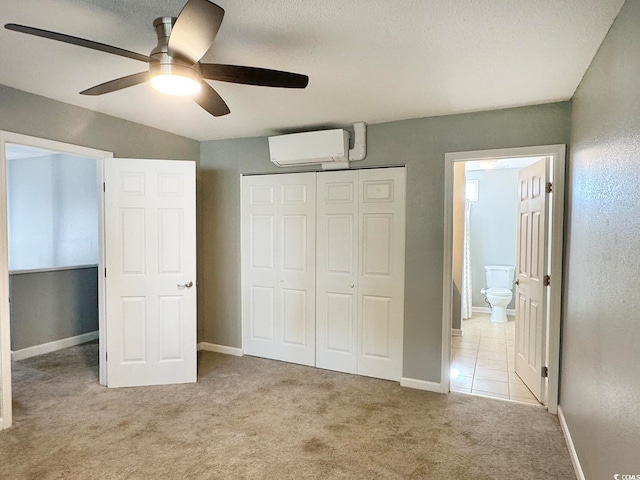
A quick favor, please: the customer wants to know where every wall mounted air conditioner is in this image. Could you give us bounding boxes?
[268,129,350,169]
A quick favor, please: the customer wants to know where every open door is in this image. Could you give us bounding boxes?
[104,158,196,388]
[514,158,549,402]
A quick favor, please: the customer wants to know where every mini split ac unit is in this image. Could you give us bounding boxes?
[268,123,366,169]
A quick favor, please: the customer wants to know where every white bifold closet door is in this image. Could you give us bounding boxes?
[316,167,406,381]
[241,173,316,366]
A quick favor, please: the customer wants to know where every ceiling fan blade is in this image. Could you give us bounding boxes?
[80,72,149,96]
[200,64,309,89]
[168,0,224,63]
[4,23,151,63]
[193,82,230,117]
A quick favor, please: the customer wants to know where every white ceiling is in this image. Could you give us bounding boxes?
[0,0,625,142]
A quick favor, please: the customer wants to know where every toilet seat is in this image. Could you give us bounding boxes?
[486,287,512,297]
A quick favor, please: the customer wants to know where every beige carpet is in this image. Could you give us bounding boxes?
[1,343,574,479]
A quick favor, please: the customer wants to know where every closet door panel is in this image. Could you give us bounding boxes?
[276,173,316,366]
[242,176,280,360]
[361,295,392,358]
[250,286,276,341]
[358,168,406,381]
[316,171,359,374]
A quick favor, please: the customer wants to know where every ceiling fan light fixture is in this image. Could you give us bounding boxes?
[149,63,201,96]
[151,74,201,96]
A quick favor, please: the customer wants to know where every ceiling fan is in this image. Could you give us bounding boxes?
[4,0,309,117]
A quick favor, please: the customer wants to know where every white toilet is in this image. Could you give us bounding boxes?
[480,265,515,324]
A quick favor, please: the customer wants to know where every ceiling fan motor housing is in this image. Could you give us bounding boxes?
[149,16,201,82]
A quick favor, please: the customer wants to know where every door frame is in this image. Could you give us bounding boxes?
[0,131,112,430]
[441,144,565,414]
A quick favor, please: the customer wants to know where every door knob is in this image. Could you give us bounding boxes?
[350,283,355,288]
[280,278,284,283]
[178,281,194,289]
[514,279,519,286]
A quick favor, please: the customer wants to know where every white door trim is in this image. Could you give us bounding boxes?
[0,131,112,430]
[442,144,565,414]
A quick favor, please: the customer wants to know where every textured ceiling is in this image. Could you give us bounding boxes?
[0,0,625,141]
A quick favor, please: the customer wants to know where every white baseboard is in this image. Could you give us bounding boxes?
[197,342,243,357]
[558,406,585,480]
[11,330,99,361]
[452,328,463,337]
[400,377,444,393]
[471,306,515,315]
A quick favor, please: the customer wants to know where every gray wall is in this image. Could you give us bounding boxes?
[466,168,519,309]
[561,0,640,477]
[10,267,98,351]
[0,85,199,160]
[198,102,571,382]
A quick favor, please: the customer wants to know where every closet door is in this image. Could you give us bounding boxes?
[241,173,316,366]
[358,167,406,381]
[316,171,359,373]
[278,174,316,366]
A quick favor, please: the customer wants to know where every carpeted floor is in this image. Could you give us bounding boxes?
[0,343,575,479]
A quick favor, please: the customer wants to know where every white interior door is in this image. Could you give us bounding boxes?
[316,171,359,374]
[241,173,316,366]
[515,158,549,402]
[104,159,197,388]
[357,167,406,381]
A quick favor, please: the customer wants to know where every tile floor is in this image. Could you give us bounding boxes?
[451,313,541,405]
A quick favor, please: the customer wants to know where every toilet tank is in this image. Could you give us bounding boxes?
[484,265,515,289]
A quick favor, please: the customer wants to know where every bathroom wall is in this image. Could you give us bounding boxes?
[466,168,519,309]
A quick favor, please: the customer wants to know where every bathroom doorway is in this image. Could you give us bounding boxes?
[441,145,565,414]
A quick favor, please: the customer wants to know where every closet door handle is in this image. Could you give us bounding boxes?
[349,283,355,288]
[280,278,284,283]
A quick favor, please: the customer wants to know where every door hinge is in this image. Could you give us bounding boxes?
[546,182,553,193]
[543,275,551,286]
[105,352,108,361]
[104,268,107,277]
[542,366,548,378]
[103,182,106,192]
